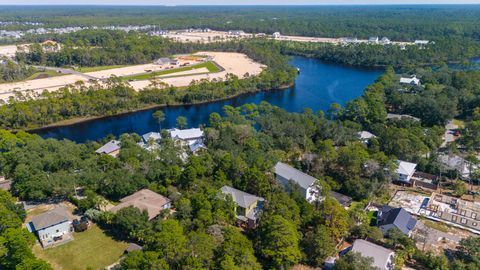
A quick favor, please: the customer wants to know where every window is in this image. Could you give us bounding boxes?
[461,218,467,224]
[473,222,478,226]
[56,229,59,233]
[461,210,466,216]
[452,216,458,222]
[472,213,477,219]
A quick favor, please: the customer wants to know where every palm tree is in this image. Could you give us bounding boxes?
[176,116,187,129]
[152,110,165,131]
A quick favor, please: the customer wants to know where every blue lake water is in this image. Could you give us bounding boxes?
[35,57,383,143]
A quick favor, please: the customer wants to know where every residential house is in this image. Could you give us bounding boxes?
[228,30,245,36]
[395,160,417,185]
[414,40,430,46]
[274,162,320,202]
[423,193,480,234]
[29,207,72,247]
[399,75,420,86]
[95,140,121,157]
[220,185,264,229]
[437,154,476,180]
[153,58,171,65]
[350,239,395,270]
[387,113,421,122]
[170,59,180,66]
[341,37,358,44]
[368,36,379,44]
[377,205,417,236]
[330,191,353,208]
[110,189,171,220]
[142,132,161,143]
[272,32,281,38]
[169,128,206,154]
[380,37,391,45]
[357,131,377,144]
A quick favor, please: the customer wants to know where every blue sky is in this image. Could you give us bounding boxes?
[0,0,479,5]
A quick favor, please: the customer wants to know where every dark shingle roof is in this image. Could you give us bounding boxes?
[330,191,352,206]
[378,207,417,235]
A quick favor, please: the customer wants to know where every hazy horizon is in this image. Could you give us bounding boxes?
[0,0,480,5]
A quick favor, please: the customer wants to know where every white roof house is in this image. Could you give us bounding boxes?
[274,162,320,202]
[399,75,420,86]
[414,40,429,45]
[437,154,476,180]
[169,128,204,141]
[351,239,395,270]
[396,160,417,184]
[142,132,161,143]
[95,140,121,157]
[380,37,391,45]
[272,32,281,38]
[358,131,377,143]
[369,36,379,44]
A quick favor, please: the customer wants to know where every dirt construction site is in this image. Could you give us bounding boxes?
[0,51,265,102]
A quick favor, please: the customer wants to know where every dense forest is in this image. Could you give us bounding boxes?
[0,94,478,269]
[281,40,480,68]
[1,5,480,41]
[0,59,36,82]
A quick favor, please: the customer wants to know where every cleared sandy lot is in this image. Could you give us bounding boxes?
[0,51,264,102]
[0,74,86,101]
[0,44,29,57]
[165,30,253,43]
[129,51,265,90]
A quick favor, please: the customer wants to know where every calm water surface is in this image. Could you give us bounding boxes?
[35,57,383,143]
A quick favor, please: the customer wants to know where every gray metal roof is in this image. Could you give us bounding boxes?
[378,207,417,235]
[142,132,161,143]
[95,140,120,154]
[274,162,317,190]
[351,239,395,270]
[220,185,264,209]
[30,207,70,231]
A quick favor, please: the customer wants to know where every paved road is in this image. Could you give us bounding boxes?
[33,65,101,81]
[441,120,459,148]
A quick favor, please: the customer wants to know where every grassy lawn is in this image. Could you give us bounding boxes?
[78,65,127,73]
[367,211,377,226]
[26,70,63,80]
[33,224,128,270]
[123,61,220,81]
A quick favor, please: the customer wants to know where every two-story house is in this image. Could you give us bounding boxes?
[220,185,264,229]
[29,207,72,248]
[274,162,320,203]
